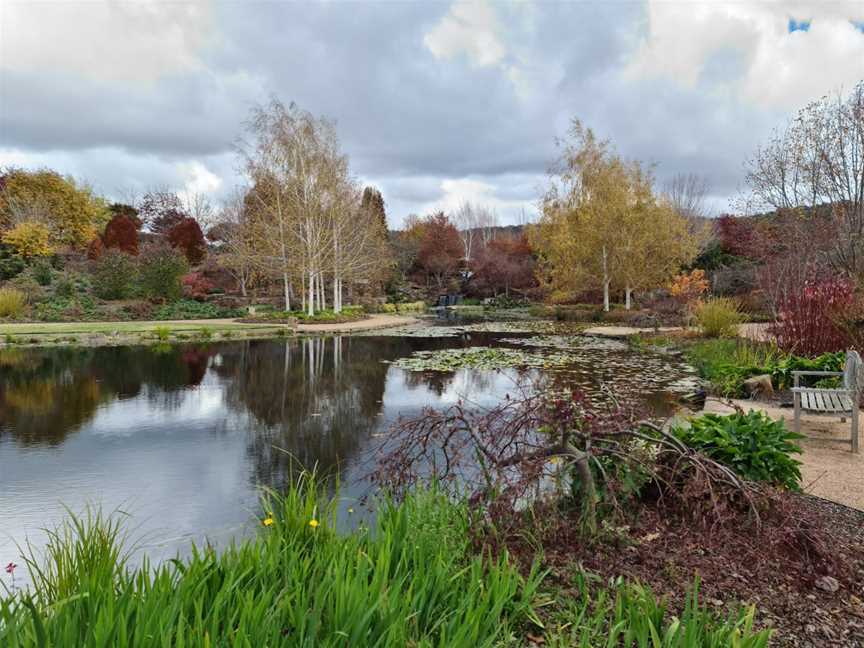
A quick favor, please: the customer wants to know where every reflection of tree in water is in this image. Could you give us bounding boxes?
[215,337,394,490]
[0,345,217,446]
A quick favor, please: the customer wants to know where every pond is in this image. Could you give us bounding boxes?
[0,325,699,582]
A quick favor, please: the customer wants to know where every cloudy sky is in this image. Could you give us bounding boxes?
[1,0,863,227]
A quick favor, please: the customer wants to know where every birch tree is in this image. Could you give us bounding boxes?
[240,98,390,314]
[533,120,698,310]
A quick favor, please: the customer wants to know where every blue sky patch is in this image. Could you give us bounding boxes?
[788,18,811,33]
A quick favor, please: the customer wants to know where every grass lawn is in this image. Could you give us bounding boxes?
[0,319,287,335]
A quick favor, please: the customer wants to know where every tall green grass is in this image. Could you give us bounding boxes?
[0,474,773,646]
[546,575,772,647]
[0,475,542,647]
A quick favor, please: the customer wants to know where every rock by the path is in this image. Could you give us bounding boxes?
[815,575,840,593]
[742,374,774,398]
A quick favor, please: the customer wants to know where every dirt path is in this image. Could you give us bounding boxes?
[704,397,864,511]
[296,314,416,333]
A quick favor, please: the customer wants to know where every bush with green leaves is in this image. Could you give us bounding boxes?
[137,244,189,302]
[153,299,242,320]
[694,297,744,337]
[31,259,53,286]
[0,243,25,280]
[672,410,803,490]
[91,249,136,300]
[684,339,845,396]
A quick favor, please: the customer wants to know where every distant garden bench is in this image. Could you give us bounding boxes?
[792,350,862,453]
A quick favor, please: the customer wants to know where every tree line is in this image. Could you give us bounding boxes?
[1,81,861,316]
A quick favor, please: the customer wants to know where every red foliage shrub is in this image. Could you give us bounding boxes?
[414,212,463,288]
[86,236,103,260]
[102,214,139,255]
[471,234,536,297]
[716,215,757,258]
[181,272,215,300]
[168,218,207,265]
[769,275,855,356]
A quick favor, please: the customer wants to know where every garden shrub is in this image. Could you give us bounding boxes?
[673,410,803,490]
[694,297,744,337]
[92,249,136,300]
[53,276,77,299]
[167,217,207,264]
[31,259,53,286]
[0,288,26,318]
[396,300,426,313]
[0,243,25,280]
[101,214,139,255]
[181,272,215,300]
[138,244,189,301]
[770,276,854,356]
[153,299,242,320]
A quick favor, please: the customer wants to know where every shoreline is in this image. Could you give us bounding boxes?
[0,314,419,348]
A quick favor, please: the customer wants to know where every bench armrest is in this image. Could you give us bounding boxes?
[791,387,852,394]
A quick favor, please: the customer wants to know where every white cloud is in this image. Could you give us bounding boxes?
[178,161,222,197]
[1,0,213,84]
[419,177,538,224]
[624,0,864,110]
[424,0,507,68]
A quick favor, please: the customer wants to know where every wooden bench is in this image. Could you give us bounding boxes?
[792,350,862,453]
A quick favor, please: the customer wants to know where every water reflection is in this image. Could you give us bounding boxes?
[0,333,696,579]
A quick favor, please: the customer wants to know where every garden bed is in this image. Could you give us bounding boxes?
[502,492,864,647]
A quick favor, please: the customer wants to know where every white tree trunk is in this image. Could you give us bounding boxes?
[307,270,315,316]
[283,272,291,312]
[602,246,610,312]
[625,285,632,310]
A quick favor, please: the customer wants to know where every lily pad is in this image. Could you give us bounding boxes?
[389,346,577,372]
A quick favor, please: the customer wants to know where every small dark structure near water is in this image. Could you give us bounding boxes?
[436,294,462,308]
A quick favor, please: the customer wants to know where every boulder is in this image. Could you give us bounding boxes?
[814,575,840,593]
[742,374,774,399]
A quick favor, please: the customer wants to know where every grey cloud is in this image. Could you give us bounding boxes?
[2,0,855,225]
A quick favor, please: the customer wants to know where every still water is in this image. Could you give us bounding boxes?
[0,331,696,580]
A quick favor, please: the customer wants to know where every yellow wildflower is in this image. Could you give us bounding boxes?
[262,517,274,527]
[309,519,320,529]
[347,508,354,514]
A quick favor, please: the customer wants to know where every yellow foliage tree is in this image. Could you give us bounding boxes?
[1,221,54,258]
[532,120,699,310]
[0,168,109,248]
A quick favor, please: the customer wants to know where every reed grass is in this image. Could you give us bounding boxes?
[0,474,541,647]
[0,473,772,646]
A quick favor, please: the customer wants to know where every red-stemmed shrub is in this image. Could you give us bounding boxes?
[102,214,139,255]
[769,274,855,356]
[168,217,207,265]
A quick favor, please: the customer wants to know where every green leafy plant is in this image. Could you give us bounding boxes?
[53,276,76,299]
[138,244,189,302]
[153,299,242,320]
[694,297,744,337]
[92,249,136,300]
[153,326,171,342]
[0,288,26,318]
[672,410,804,490]
[546,574,771,647]
[31,259,54,286]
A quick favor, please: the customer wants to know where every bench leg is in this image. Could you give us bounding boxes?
[853,403,859,454]
[794,392,801,434]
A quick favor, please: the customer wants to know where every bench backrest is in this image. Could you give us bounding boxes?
[844,350,863,392]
